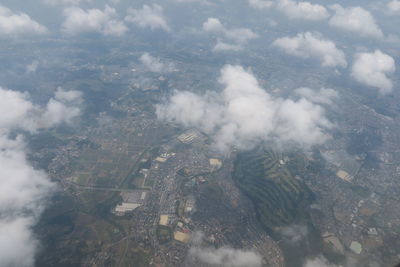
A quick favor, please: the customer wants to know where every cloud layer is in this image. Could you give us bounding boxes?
[248,0,274,9]
[157,65,333,151]
[188,232,263,267]
[42,87,83,127]
[303,255,339,267]
[351,50,396,94]
[140,53,175,73]
[277,0,330,21]
[329,4,384,38]
[0,86,83,266]
[43,0,92,5]
[203,18,258,51]
[189,246,263,267]
[62,5,127,36]
[295,88,338,105]
[272,32,347,68]
[0,5,48,37]
[387,0,400,15]
[125,4,170,32]
[175,0,214,4]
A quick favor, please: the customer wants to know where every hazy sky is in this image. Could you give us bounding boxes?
[0,0,398,266]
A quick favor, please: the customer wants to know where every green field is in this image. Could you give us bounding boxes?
[233,149,313,231]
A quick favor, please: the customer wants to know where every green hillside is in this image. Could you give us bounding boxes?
[233,149,313,231]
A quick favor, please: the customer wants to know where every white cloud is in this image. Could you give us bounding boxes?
[0,89,36,131]
[248,0,274,9]
[277,0,330,21]
[0,136,53,217]
[272,32,347,68]
[175,0,213,4]
[0,86,83,132]
[125,4,170,32]
[26,61,39,74]
[43,0,92,5]
[140,53,175,73]
[157,65,333,151]
[0,135,52,267]
[188,232,263,267]
[303,255,339,267]
[213,40,242,51]
[203,18,258,51]
[0,85,83,267]
[54,87,83,103]
[203,17,224,33]
[0,218,38,267]
[203,18,258,44]
[351,50,396,94]
[387,0,400,15]
[0,5,48,37]
[295,87,338,105]
[189,246,263,267]
[278,225,308,244]
[329,4,383,38]
[62,5,128,36]
[42,99,80,127]
[42,88,83,127]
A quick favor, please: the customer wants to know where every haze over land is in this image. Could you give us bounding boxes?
[0,0,399,266]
